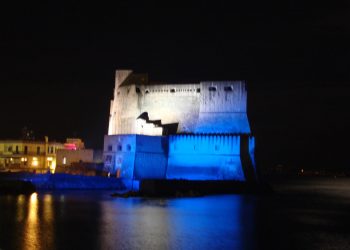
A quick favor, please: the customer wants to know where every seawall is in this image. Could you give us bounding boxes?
[0,173,125,190]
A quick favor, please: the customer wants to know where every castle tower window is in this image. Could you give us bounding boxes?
[208,86,217,91]
[108,145,113,151]
[196,88,200,93]
[118,145,122,151]
[170,89,175,93]
[224,86,233,91]
[135,87,141,93]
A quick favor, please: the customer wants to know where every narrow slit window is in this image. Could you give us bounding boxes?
[208,86,217,91]
[224,86,233,91]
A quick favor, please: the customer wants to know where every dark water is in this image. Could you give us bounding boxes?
[1,178,350,250]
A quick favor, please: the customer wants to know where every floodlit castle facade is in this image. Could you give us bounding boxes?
[104,70,257,181]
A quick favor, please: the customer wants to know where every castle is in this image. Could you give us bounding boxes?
[104,70,257,182]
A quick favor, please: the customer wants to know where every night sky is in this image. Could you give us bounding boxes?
[1,1,349,170]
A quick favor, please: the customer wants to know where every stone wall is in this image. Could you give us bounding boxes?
[108,70,251,135]
[103,134,249,181]
[167,134,245,181]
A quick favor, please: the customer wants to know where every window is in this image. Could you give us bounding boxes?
[105,155,112,164]
[108,145,113,151]
[127,144,131,151]
[215,145,220,151]
[196,88,200,93]
[170,88,175,93]
[24,146,28,154]
[37,147,40,155]
[15,146,19,154]
[145,89,149,94]
[63,157,66,165]
[117,145,122,151]
[224,86,233,91]
[8,146,12,152]
[208,86,217,91]
[135,87,141,93]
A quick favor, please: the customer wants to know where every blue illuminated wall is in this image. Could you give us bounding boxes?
[133,135,168,179]
[249,137,256,174]
[103,135,136,178]
[104,134,250,181]
[167,135,245,181]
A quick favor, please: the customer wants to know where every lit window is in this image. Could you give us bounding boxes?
[32,157,39,167]
[63,157,66,165]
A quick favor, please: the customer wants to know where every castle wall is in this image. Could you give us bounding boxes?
[133,135,168,179]
[138,84,200,133]
[103,134,249,181]
[104,135,168,179]
[103,135,136,178]
[108,70,133,135]
[195,81,251,133]
[167,135,245,181]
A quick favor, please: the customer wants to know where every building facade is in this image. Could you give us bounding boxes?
[56,138,94,167]
[104,70,257,181]
[0,137,64,173]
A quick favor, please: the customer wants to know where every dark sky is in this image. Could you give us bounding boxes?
[1,1,350,169]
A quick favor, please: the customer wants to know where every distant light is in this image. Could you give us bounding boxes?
[64,143,77,150]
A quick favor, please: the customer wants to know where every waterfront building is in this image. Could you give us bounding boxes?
[104,70,256,181]
[0,137,64,173]
[56,138,94,167]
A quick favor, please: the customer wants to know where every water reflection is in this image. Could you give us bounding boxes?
[2,192,258,250]
[24,193,40,250]
[16,195,25,222]
[99,196,256,249]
